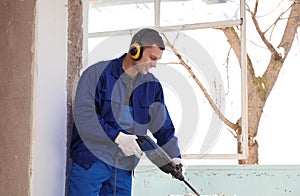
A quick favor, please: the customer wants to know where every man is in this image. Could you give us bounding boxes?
[68,28,182,196]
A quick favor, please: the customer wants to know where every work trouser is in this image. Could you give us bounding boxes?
[67,159,132,196]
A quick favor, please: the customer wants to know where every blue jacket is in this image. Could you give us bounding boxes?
[70,54,181,170]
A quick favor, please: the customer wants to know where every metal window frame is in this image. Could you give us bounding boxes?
[84,0,248,160]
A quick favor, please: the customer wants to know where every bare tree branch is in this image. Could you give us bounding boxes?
[225,48,231,95]
[162,33,239,134]
[263,0,300,99]
[278,0,300,59]
[220,0,300,164]
[220,26,265,140]
[249,9,278,55]
[264,4,293,40]
[253,0,259,16]
[220,27,256,83]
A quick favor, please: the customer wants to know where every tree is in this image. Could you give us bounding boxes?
[221,0,299,164]
[165,0,299,164]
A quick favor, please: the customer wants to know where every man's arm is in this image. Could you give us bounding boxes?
[73,63,119,145]
[149,82,181,159]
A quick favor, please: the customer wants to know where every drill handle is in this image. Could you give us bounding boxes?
[136,135,184,181]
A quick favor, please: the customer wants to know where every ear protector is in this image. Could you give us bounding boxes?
[129,29,149,61]
[129,40,143,61]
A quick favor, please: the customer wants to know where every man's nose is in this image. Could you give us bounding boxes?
[150,60,157,67]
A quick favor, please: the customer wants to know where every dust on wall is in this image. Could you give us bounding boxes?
[65,0,83,194]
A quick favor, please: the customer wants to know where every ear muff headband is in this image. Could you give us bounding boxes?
[129,42,143,61]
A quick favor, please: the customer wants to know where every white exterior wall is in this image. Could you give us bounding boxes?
[31,0,68,195]
[28,1,300,195]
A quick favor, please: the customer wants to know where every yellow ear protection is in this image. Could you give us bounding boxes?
[129,29,149,61]
[129,40,143,61]
[129,28,163,61]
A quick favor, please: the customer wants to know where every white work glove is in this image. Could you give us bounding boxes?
[115,132,143,158]
[171,158,187,177]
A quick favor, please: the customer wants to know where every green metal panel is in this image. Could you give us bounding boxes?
[133,165,300,196]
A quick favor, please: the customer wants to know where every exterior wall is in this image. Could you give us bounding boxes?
[0,0,69,195]
[30,0,68,196]
[65,0,84,194]
[0,0,36,195]
[133,165,300,196]
[1,1,299,196]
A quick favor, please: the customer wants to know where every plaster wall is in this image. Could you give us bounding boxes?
[0,0,36,195]
[133,165,300,196]
[31,0,68,195]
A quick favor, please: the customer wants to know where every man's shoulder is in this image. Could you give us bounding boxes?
[84,59,114,74]
[79,58,120,80]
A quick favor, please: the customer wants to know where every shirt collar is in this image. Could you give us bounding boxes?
[111,53,126,79]
[110,53,152,83]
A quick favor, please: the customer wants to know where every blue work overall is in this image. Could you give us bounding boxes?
[68,54,181,195]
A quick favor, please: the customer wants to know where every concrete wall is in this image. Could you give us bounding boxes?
[0,0,36,195]
[65,0,84,194]
[0,0,68,195]
[133,165,300,196]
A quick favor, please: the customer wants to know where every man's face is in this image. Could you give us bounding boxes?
[135,45,163,75]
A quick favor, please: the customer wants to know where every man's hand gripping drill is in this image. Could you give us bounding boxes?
[136,135,200,196]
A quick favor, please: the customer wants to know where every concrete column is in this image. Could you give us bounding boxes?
[0,0,36,195]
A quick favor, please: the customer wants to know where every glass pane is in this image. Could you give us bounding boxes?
[89,1,154,33]
[160,0,240,26]
[158,29,241,156]
[87,28,241,157]
[86,1,245,160]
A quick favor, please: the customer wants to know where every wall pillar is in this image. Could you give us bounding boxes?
[0,0,36,195]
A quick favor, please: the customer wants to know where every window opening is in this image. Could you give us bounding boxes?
[84,0,248,162]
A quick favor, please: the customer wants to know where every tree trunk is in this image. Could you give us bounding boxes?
[221,0,299,164]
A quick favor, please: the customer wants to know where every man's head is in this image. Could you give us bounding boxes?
[128,28,165,75]
[129,28,165,61]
